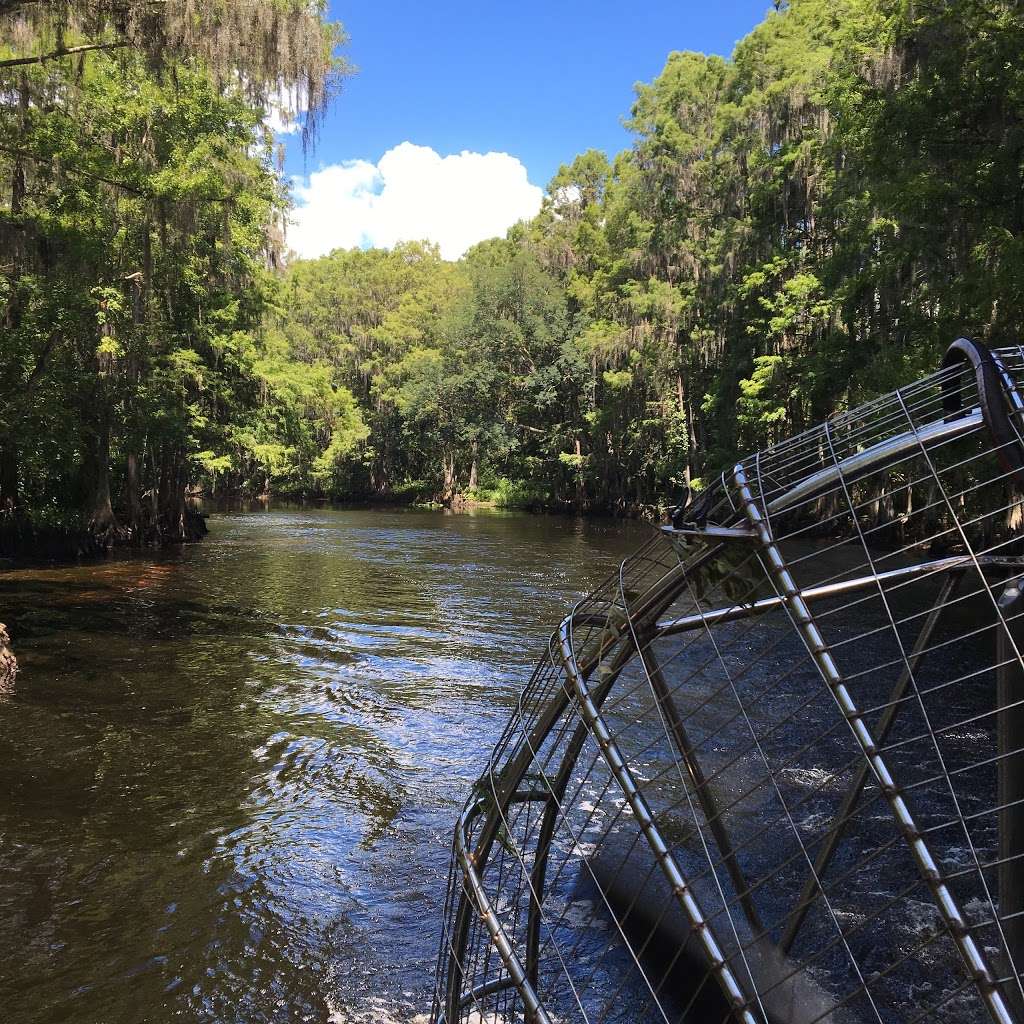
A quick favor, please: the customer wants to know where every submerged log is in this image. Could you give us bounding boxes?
[0,622,16,692]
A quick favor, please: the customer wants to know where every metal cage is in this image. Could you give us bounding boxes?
[431,340,1024,1024]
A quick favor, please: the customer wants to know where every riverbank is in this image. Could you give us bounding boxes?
[0,506,208,564]
[446,489,666,521]
[0,486,664,566]
[261,478,670,521]
[233,490,668,523]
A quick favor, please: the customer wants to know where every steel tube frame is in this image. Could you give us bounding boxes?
[452,798,552,1024]
[438,340,1024,1024]
[735,461,1016,1024]
[444,546,1024,1021]
[765,410,983,515]
[998,578,1024,1012]
[657,555,1022,638]
[557,617,762,1024]
[779,571,963,953]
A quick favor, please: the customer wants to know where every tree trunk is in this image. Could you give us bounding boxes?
[574,437,585,507]
[166,451,189,539]
[0,446,18,512]
[442,451,456,498]
[677,368,694,486]
[157,448,177,536]
[8,75,27,279]
[149,448,163,545]
[126,450,143,539]
[468,441,479,491]
[84,411,118,537]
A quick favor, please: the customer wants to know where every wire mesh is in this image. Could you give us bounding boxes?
[431,340,1024,1024]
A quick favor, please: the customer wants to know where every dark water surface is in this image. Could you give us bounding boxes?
[0,508,647,1024]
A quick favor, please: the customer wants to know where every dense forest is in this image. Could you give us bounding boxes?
[0,0,347,552]
[2,1,1023,551]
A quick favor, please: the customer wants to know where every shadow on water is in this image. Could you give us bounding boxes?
[0,507,647,1023]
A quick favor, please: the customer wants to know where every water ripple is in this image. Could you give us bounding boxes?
[0,507,647,1023]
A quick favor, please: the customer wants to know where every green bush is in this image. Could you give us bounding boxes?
[479,478,547,509]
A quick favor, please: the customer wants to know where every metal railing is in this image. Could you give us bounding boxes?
[433,339,1024,1024]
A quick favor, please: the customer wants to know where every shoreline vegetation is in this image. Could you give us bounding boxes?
[3,2,1022,563]
[0,495,649,564]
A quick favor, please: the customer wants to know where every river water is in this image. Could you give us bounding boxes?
[0,508,645,1024]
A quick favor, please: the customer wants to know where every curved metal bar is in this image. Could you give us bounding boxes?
[524,541,744,1000]
[458,978,517,1009]
[662,523,758,542]
[443,633,610,1018]
[943,338,1024,487]
[735,461,1016,1024]
[445,651,619,1018]
[765,411,983,515]
[557,617,762,1024]
[445,788,505,1021]
[524,633,639,989]
[452,797,552,1024]
[991,349,1024,417]
[434,978,520,1024]
[444,543,701,1021]
[657,554,1024,636]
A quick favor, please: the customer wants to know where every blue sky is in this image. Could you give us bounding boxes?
[284,1,772,259]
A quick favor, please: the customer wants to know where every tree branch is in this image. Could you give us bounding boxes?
[0,40,129,70]
[0,143,240,204]
[0,0,166,15]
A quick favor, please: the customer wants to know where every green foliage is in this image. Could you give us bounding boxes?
[478,478,547,509]
[270,0,1024,512]
[0,0,343,540]
[5,0,1023,531]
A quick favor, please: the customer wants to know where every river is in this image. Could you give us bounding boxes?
[0,507,646,1024]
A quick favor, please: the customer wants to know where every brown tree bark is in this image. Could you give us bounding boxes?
[442,451,456,498]
[84,411,118,536]
[574,437,585,507]
[126,449,143,538]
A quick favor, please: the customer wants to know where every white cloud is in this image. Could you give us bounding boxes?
[265,109,302,136]
[263,82,306,136]
[287,142,544,261]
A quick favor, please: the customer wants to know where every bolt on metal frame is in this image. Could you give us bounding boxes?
[432,340,1024,1024]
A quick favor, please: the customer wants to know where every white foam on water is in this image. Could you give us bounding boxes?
[326,996,431,1024]
[559,898,608,931]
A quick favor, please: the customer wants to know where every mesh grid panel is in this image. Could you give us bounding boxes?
[432,342,1024,1024]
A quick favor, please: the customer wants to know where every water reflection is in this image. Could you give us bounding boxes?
[0,507,646,1023]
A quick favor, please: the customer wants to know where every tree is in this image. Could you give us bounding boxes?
[0,1,347,145]
[6,0,1024,536]
[0,0,346,549]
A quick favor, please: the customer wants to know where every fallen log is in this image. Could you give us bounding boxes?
[0,622,17,692]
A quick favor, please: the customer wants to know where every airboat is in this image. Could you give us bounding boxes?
[432,339,1024,1024]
